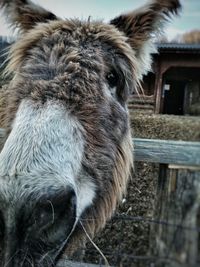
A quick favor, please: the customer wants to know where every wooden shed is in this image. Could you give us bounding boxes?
[129,43,200,116]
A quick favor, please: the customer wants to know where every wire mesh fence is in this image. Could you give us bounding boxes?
[55,208,200,267]
[63,159,200,267]
[56,214,200,267]
[70,210,200,267]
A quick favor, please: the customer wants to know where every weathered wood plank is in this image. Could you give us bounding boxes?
[134,138,200,166]
[168,164,200,170]
[128,98,154,104]
[129,95,154,100]
[57,260,109,267]
[128,104,154,110]
[151,168,200,267]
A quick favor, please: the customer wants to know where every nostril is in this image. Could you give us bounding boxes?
[64,187,77,211]
[59,187,77,229]
[36,186,77,265]
[30,186,77,233]
[66,188,77,221]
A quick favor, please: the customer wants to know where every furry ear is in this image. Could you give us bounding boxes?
[110,0,181,77]
[0,0,57,32]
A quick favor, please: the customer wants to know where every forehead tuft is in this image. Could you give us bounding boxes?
[6,19,138,78]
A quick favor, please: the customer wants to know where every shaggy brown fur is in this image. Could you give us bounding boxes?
[0,0,181,265]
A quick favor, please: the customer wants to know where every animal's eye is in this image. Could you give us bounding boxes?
[106,70,119,88]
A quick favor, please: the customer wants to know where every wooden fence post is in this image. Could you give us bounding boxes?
[151,167,200,267]
[133,138,200,267]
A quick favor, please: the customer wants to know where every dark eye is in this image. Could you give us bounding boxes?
[106,70,119,88]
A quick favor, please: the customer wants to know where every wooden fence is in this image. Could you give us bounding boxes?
[135,138,200,267]
[134,138,200,167]
[0,130,199,266]
[57,260,111,267]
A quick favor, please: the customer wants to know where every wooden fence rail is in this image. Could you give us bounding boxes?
[134,138,200,167]
[57,260,110,267]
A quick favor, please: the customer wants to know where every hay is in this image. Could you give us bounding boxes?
[131,113,200,141]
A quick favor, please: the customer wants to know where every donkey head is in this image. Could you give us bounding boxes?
[0,0,181,266]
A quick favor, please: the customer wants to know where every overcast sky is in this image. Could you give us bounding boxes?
[0,0,199,40]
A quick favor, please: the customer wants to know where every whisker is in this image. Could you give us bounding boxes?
[48,200,55,225]
[21,248,28,266]
[4,249,21,267]
[80,221,110,267]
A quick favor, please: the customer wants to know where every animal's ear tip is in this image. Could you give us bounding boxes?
[110,0,182,25]
[154,0,182,12]
[0,0,14,6]
[110,15,123,27]
[0,0,58,32]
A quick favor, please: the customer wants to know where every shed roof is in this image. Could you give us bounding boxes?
[156,43,200,53]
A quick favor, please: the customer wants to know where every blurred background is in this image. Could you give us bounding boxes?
[0,0,200,41]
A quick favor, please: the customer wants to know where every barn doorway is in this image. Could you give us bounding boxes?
[161,67,200,116]
[163,80,186,115]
